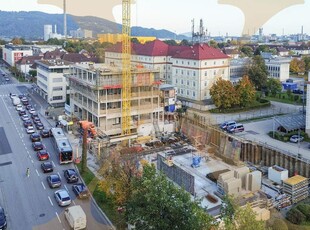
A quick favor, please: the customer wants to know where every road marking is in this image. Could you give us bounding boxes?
[57,172,62,179]
[73,200,76,205]
[52,161,56,167]
[41,182,46,190]
[29,155,31,159]
[64,185,68,192]
[56,212,61,223]
[36,169,39,176]
[31,160,34,164]
[48,196,53,206]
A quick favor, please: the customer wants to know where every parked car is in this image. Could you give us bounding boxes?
[64,169,79,183]
[26,105,33,110]
[33,117,41,124]
[18,109,26,116]
[220,121,236,130]
[54,189,72,207]
[289,135,304,143]
[31,113,39,119]
[0,206,7,230]
[227,123,245,133]
[40,129,50,138]
[72,183,90,199]
[28,108,36,114]
[47,174,61,188]
[26,126,35,134]
[16,104,23,111]
[21,115,30,121]
[41,162,53,173]
[23,120,33,128]
[32,141,44,151]
[37,150,50,161]
[10,93,17,98]
[30,133,41,142]
[36,123,44,130]
[292,89,304,95]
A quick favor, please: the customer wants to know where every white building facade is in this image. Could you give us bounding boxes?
[306,72,310,136]
[172,44,230,108]
[2,44,33,66]
[35,59,71,107]
[265,57,291,82]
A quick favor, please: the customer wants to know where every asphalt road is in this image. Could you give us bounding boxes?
[0,83,113,230]
[233,119,310,160]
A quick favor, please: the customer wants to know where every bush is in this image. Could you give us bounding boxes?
[286,208,306,225]
[296,204,310,221]
[271,219,288,230]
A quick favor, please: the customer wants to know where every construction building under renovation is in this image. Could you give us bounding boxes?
[67,63,164,140]
[283,175,309,204]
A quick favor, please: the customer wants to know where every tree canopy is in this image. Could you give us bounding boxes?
[246,55,268,90]
[235,75,256,107]
[126,164,213,230]
[266,78,282,97]
[290,58,305,74]
[210,78,239,110]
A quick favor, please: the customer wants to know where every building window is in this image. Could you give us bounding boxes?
[205,62,207,66]
[187,71,189,76]
[114,117,120,124]
[187,90,189,95]
[181,89,183,94]
[214,61,216,65]
[53,77,63,83]
[193,71,196,76]
[193,91,195,97]
[181,80,184,84]
[214,70,216,75]
[52,96,63,101]
[222,69,225,74]
[187,80,189,85]
[205,71,207,76]
[193,81,196,87]
[175,79,178,84]
[52,86,63,91]
[204,81,207,87]
[176,69,178,74]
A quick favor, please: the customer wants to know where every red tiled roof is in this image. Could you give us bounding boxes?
[15,56,43,65]
[173,44,229,60]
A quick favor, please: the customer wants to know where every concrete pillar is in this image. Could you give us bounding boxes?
[289,157,294,177]
[275,152,279,166]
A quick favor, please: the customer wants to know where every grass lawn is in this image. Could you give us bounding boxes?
[76,164,127,229]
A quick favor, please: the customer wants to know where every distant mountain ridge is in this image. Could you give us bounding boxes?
[0,11,188,40]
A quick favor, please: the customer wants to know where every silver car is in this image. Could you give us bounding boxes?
[54,189,71,207]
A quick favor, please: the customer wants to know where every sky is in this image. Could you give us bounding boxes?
[0,0,309,36]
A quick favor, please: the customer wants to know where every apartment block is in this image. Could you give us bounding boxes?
[67,63,163,138]
[283,175,308,204]
[35,59,71,107]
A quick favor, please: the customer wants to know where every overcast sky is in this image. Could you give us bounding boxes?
[0,0,309,36]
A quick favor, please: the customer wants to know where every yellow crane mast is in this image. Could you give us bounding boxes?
[121,0,132,136]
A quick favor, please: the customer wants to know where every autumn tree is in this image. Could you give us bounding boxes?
[99,150,141,206]
[126,164,213,230]
[266,78,282,97]
[246,55,268,90]
[210,78,239,110]
[240,46,253,57]
[11,37,24,45]
[235,75,256,107]
[302,56,310,72]
[290,58,305,74]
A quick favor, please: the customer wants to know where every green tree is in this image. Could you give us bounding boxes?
[179,39,190,46]
[290,58,305,74]
[210,78,239,110]
[302,56,310,72]
[235,75,256,107]
[163,39,177,46]
[240,46,253,57]
[296,204,310,221]
[222,203,266,230]
[254,45,270,55]
[126,164,213,230]
[246,55,268,90]
[286,208,306,225]
[266,78,282,97]
[220,195,237,227]
[209,40,218,48]
[270,219,288,230]
[131,37,140,44]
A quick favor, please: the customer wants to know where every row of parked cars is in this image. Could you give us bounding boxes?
[219,121,244,133]
[10,94,90,208]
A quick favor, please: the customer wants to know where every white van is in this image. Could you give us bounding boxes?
[64,205,87,230]
[12,97,21,106]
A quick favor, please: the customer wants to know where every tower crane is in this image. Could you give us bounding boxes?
[121,0,132,138]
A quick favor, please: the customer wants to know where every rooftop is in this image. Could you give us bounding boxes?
[36,59,72,67]
[284,175,307,186]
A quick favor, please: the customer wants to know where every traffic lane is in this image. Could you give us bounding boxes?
[0,97,55,229]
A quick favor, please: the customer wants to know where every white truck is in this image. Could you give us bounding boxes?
[12,97,21,106]
[64,205,87,230]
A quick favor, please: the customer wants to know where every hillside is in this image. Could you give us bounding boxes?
[0,11,188,40]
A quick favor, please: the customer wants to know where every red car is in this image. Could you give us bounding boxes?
[37,150,49,161]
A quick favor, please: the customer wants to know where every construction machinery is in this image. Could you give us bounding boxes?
[121,0,132,138]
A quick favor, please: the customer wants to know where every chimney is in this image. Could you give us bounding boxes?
[63,0,67,38]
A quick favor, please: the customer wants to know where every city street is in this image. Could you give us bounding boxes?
[0,83,113,230]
